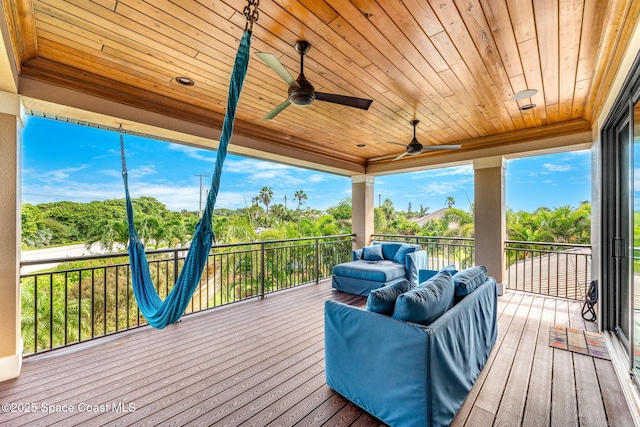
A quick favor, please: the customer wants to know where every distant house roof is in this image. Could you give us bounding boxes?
[409,208,449,227]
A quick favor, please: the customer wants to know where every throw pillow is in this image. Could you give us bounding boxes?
[440,265,458,276]
[366,280,412,315]
[362,244,384,261]
[392,271,454,325]
[372,241,403,261]
[392,243,418,264]
[452,265,488,299]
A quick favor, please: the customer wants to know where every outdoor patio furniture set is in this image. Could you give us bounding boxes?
[326,241,498,426]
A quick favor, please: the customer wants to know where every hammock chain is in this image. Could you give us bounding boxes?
[244,0,260,32]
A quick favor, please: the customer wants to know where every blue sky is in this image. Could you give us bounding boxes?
[22,116,591,213]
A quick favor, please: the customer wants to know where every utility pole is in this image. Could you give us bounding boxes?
[284,195,287,210]
[195,173,209,217]
[378,194,381,207]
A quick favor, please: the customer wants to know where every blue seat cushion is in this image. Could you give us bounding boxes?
[453,266,488,299]
[366,280,412,315]
[392,271,454,325]
[332,260,406,282]
[362,244,384,261]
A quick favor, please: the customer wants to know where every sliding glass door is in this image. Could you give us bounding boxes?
[614,117,631,351]
[601,52,640,391]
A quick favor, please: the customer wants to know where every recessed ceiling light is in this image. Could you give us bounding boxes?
[511,89,538,101]
[176,76,195,86]
[357,144,366,147]
[519,103,536,111]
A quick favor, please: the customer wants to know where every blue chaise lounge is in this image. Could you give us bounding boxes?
[331,241,429,296]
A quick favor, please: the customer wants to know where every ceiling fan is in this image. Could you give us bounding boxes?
[255,40,373,120]
[388,120,462,161]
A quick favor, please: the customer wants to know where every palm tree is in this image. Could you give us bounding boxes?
[258,186,274,216]
[445,196,456,208]
[294,190,308,210]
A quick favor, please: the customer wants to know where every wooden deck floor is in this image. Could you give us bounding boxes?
[0,279,634,426]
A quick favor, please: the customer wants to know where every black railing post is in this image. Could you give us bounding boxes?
[315,238,320,284]
[34,275,38,353]
[173,249,179,286]
[49,274,53,350]
[260,241,265,299]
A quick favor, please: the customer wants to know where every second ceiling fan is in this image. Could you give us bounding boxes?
[256,40,373,120]
[389,120,462,161]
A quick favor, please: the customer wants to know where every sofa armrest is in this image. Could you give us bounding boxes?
[422,278,498,425]
[352,248,363,261]
[324,301,429,427]
[406,250,429,284]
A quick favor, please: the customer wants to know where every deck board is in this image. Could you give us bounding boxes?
[0,280,632,426]
[521,297,555,427]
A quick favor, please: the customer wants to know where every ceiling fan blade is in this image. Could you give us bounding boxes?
[263,100,291,120]
[255,52,300,89]
[421,144,462,151]
[392,152,409,161]
[315,92,373,110]
[386,141,407,147]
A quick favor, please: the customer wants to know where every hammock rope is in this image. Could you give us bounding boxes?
[120,28,252,329]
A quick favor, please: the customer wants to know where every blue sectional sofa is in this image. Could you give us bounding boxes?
[325,266,498,427]
[331,241,429,296]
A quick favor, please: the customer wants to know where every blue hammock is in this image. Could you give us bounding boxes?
[120,30,252,329]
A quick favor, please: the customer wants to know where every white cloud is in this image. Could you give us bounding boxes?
[40,165,90,182]
[543,163,573,172]
[129,165,158,177]
[99,169,123,178]
[167,144,215,163]
[307,174,325,183]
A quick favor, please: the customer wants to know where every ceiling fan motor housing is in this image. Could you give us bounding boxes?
[406,139,423,155]
[288,76,316,106]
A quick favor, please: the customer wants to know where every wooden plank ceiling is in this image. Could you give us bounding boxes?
[3,0,639,169]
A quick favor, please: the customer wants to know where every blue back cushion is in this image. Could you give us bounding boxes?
[393,243,418,264]
[366,280,412,315]
[372,241,403,261]
[392,271,454,325]
[453,265,488,299]
[362,244,384,261]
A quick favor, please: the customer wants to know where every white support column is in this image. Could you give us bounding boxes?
[351,174,375,249]
[473,157,506,294]
[0,91,23,382]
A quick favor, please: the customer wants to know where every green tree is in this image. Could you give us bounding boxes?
[327,198,352,221]
[445,196,455,208]
[259,186,274,216]
[294,190,308,210]
[21,203,45,247]
[381,198,396,222]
